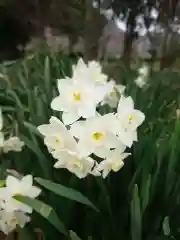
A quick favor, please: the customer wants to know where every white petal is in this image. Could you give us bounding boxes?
[62,112,79,125]
[103,133,121,149]
[6,176,20,193]
[51,96,69,112]
[94,146,110,158]
[112,160,124,172]
[37,124,54,136]
[78,104,96,119]
[53,150,71,165]
[49,116,66,129]
[28,186,41,198]
[77,140,94,157]
[102,166,111,178]
[54,160,66,168]
[0,132,4,147]
[118,96,134,113]
[21,175,33,188]
[117,130,135,148]
[57,78,71,92]
[134,110,145,127]
[94,84,113,103]
[69,121,84,138]
[120,152,131,160]
[15,211,30,227]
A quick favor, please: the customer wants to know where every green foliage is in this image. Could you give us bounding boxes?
[14,195,68,236]
[35,178,98,211]
[1,52,180,240]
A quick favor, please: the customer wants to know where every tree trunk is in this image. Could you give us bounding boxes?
[84,0,107,61]
[159,0,179,69]
[122,9,137,67]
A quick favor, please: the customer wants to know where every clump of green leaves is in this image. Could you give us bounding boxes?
[1,52,180,240]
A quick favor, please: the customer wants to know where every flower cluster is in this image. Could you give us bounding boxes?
[134,64,149,88]
[0,109,24,154]
[0,175,41,234]
[38,59,145,179]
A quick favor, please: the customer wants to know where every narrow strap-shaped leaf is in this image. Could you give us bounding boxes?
[20,135,51,178]
[23,121,42,138]
[131,184,142,240]
[69,230,82,240]
[14,196,68,236]
[35,178,98,211]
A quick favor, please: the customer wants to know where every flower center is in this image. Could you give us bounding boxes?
[55,136,61,144]
[71,158,83,170]
[108,89,116,97]
[128,115,135,124]
[10,216,17,224]
[92,132,105,142]
[73,92,81,102]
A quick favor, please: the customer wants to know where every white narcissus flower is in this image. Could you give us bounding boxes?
[116,95,145,132]
[38,116,77,153]
[53,150,95,179]
[3,137,24,153]
[0,175,41,213]
[116,125,138,148]
[70,114,123,157]
[87,60,108,84]
[138,65,149,76]
[73,58,108,85]
[51,77,112,125]
[101,80,125,108]
[0,108,24,152]
[96,148,131,178]
[0,210,30,235]
[135,65,149,88]
[134,76,147,88]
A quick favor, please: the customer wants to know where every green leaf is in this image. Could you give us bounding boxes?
[35,178,98,211]
[23,121,42,138]
[69,230,82,240]
[20,135,51,178]
[14,196,68,236]
[131,184,142,240]
[141,174,151,212]
[44,56,51,100]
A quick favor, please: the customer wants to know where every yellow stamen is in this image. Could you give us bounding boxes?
[55,136,61,144]
[73,92,81,102]
[128,115,135,123]
[72,159,83,170]
[92,132,104,141]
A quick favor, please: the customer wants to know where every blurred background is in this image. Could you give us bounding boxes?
[1,0,180,69]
